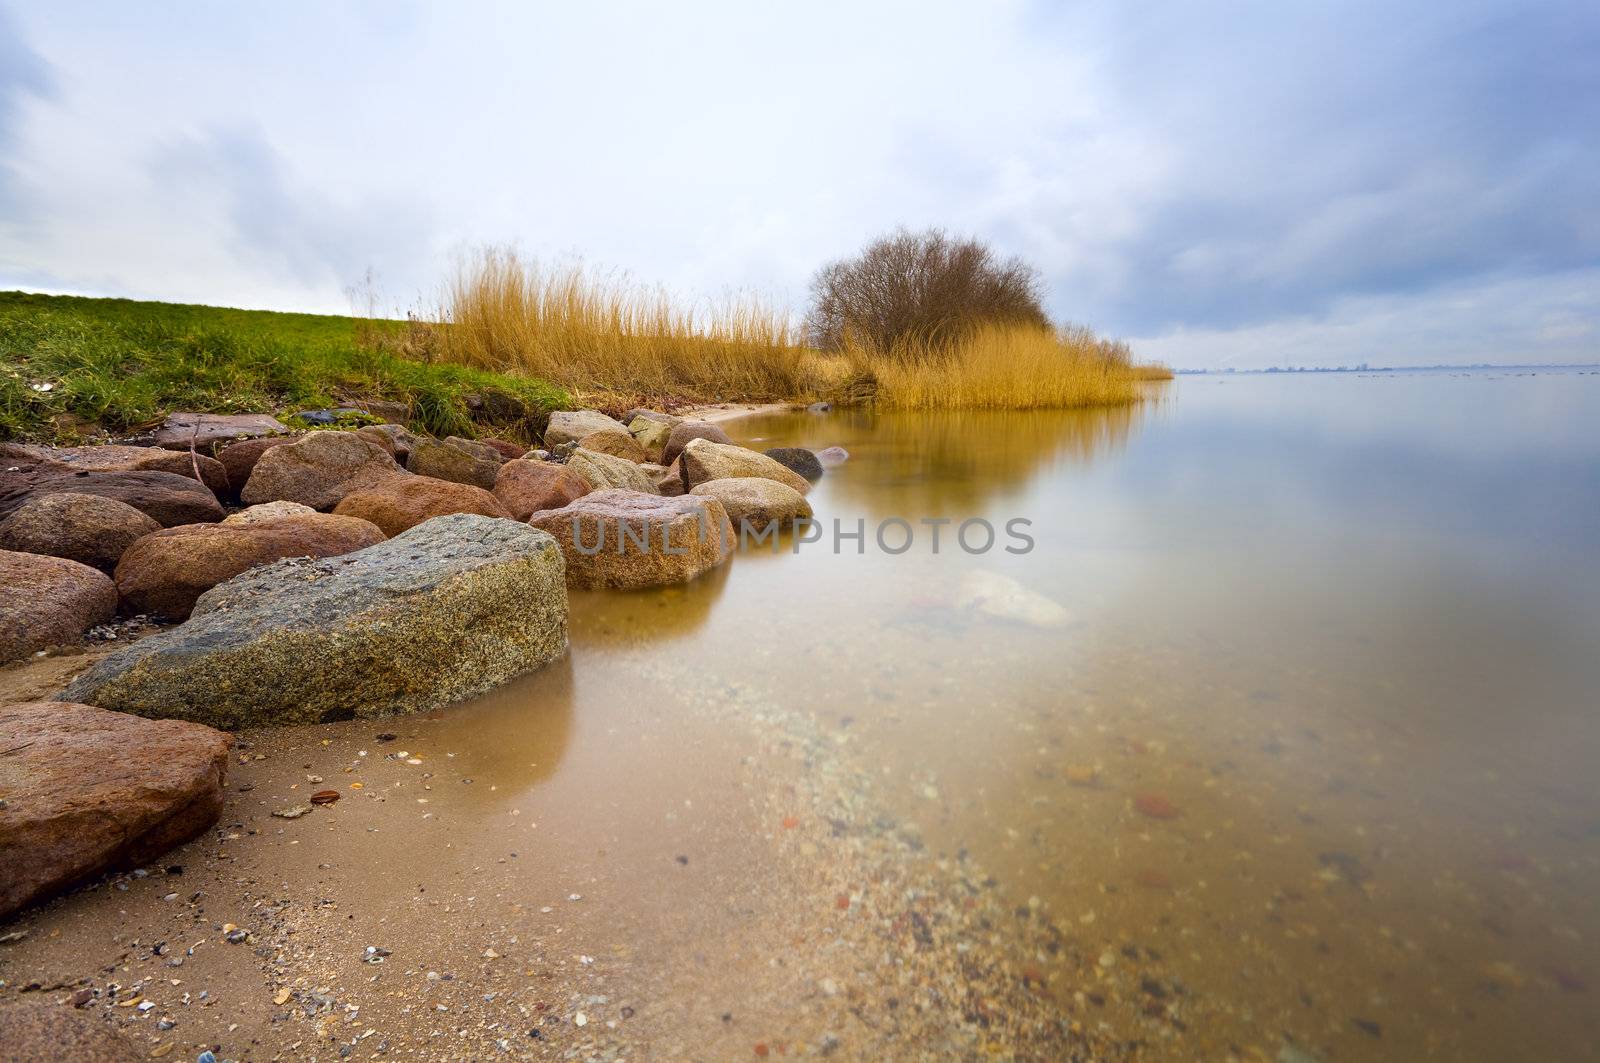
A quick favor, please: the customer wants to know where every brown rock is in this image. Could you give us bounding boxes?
[528,489,734,589]
[406,438,500,490]
[661,420,733,465]
[480,437,527,461]
[355,423,420,463]
[492,459,591,521]
[690,477,813,531]
[445,436,509,465]
[241,431,404,509]
[0,442,229,498]
[151,411,290,450]
[578,429,648,464]
[114,514,387,619]
[0,467,224,527]
[222,500,317,526]
[214,435,299,498]
[333,476,511,537]
[566,447,659,494]
[0,701,230,920]
[0,492,160,572]
[0,997,145,1062]
[0,551,118,663]
[640,462,685,496]
[677,438,811,494]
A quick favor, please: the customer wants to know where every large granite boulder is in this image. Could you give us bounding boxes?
[0,492,159,572]
[545,410,628,448]
[492,459,591,521]
[578,429,648,464]
[1,462,225,527]
[567,447,659,493]
[113,513,388,619]
[0,996,144,1063]
[0,442,229,498]
[406,438,500,489]
[627,417,675,462]
[678,438,811,494]
[334,475,511,536]
[0,702,230,920]
[0,551,117,664]
[661,420,733,465]
[690,477,813,532]
[241,431,404,509]
[528,489,734,590]
[151,411,291,451]
[64,515,568,728]
[763,446,824,482]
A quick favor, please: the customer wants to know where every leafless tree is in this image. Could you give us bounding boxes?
[807,228,1050,353]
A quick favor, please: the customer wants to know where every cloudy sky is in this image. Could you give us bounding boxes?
[1,1,1596,368]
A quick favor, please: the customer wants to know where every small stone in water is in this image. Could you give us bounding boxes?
[1098,950,1117,968]
[1133,793,1180,819]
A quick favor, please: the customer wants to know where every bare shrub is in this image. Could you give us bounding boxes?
[807,228,1050,353]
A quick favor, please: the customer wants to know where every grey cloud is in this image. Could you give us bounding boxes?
[1011,1,1600,334]
[0,5,52,212]
[147,125,436,304]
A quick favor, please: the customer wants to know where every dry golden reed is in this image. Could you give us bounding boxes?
[854,323,1169,410]
[432,245,1167,410]
[437,247,808,403]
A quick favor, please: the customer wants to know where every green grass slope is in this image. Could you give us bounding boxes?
[0,291,568,443]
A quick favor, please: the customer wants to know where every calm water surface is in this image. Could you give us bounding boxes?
[544,369,1600,1059]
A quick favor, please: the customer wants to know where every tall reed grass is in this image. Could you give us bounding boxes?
[854,323,1167,410]
[436,247,810,403]
[429,246,1167,411]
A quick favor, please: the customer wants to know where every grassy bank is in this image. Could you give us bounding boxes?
[0,291,567,443]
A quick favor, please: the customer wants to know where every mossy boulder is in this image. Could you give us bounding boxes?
[63,514,568,728]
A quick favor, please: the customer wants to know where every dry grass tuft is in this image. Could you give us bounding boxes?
[854,322,1166,410]
[436,247,810,404]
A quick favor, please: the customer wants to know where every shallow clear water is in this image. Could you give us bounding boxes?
[544,370,1600,1057]
[13,369,1598,1060]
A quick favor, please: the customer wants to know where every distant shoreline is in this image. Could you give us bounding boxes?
[1173,363,1600,375]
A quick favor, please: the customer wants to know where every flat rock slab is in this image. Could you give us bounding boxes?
[529,488,734,590]
[0,550,117,665]
[0,701,231,920]
[64,514,568,728]
[153,411,291,450]
[0,442,229,498]
[0,467,224,526]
